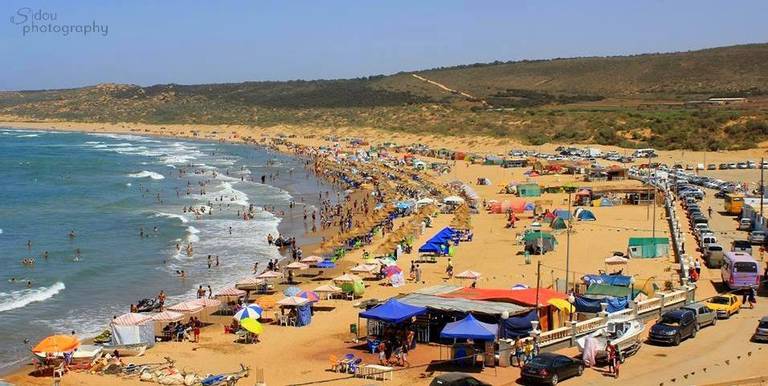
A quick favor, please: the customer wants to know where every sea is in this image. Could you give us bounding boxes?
[0,128,333,373]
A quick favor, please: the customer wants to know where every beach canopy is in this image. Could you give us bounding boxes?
[277,296,311,307]
[286,262,309,270]
[351,264,378,273]
[240,318,264,334]
[440,314,498,341]
[151,311,185,323]
[359,298,427,324]
[215,287,246,297]
[257,271,284,279]
[283,286,302,297]
[32,335,80,353]
[333,273,359,283]
[577,209,596,221]
[167,301,204,313]
[548,298,575,313]
[582,274,632,287]
[234,304,263,320]
[455,270,481,279]
[300,255,325,264]
[604,255,629,265]
[112,312,153,326]
[314,284,342,293]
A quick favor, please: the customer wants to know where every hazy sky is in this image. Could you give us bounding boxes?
[1,0,766,90]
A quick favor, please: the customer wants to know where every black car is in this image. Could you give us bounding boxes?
[521,353,584,385]
[430,373,491,386]
[648,309,697,346]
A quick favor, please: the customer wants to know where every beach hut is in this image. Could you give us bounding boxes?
[550,217,567,230]
[627,237,670,258]
[517,183,541,197]
[110,313,155,346]
[576,209,597,221]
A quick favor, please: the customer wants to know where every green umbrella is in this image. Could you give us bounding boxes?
[240,317,264,334]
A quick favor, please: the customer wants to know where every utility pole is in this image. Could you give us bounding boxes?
[565,191,572,294]
[761,157,765,219]
[535,260,542,320]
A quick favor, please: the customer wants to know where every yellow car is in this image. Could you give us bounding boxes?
[706,294,742,319]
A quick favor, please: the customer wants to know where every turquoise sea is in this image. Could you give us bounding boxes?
[0,128,330,372]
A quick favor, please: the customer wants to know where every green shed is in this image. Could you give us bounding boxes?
[517,183,542,197]
[627,237,669,258]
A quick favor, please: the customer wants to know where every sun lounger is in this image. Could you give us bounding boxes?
[361,364,394,380]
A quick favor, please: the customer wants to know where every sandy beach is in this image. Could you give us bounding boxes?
[2,115,768,386]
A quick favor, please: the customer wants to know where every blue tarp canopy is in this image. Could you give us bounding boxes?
[418,241,445,254]
[440,314,498,341]
[499,310,538,339]
[359,299,427,324]
[577,210,596,221]
[582,274,631,287]
[574,296,629,313]
[418,227,456,253]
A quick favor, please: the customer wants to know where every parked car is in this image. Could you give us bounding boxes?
[704,244,725,268]
[748,231,766,245]
[648,309,698,346]
[718,163,729,170]
[700,235,718,250]
[521,353,584,385]
[681,302,718,329]
[752,316,768,343]
[739,218,753,231]
[706,294,742,319]
[430,373,491,386]
[707,164,717,170]
[732,240,753,255]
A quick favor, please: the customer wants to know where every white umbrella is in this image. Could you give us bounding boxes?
[604,255,629,265]
[286,262,309,270]
[455,270,481,279]
[443,196,465,204]
[300,255,325,264]
[257,271,284,280]
[277,296,310,307]
[333,273,358,283]
[350,264,378,273]
[313,284,342,293]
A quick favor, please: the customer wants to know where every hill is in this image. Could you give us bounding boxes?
[2,43,768,150]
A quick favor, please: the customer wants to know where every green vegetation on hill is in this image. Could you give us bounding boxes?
[1,43,768,150]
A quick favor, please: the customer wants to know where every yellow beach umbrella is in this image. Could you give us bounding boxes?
[240,317,264,334]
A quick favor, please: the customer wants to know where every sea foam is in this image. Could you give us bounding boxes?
[0,282,65,313]
[128,171,165,180]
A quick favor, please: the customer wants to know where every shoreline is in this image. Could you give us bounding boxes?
[0,127,337,377]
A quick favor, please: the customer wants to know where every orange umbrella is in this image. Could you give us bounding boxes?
[32,335,80,353]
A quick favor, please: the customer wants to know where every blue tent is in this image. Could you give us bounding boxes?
[574,296,628,313]
[418,241,445,254]
[499,310,538,339]
[524,202,536,211]
[296,304,312,326]
[553,209,572,220]
[440,314,498,341]
[582,274,631,287]
[600,197,614,207]
[359,299,427,324]
[577,209,596,221]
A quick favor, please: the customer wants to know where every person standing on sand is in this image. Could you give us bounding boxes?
[415,264,422,283]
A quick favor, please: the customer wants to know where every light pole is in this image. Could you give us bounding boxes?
[565,191,572,294]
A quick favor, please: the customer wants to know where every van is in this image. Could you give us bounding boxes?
[704,244,725,268]
[721,252,760,290]
[739,218,753,231]
[700,235,717,249]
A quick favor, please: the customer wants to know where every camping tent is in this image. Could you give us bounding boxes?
[110,313,155,346]
[440,314,498,341]
[553,209,572,220]
[593,197,614,207]
[627,237,669,258]
[523,231,557,254]
[550,217,567,230]
[359,299,427,324]
[517,183,541,197]
[577,209,596,221]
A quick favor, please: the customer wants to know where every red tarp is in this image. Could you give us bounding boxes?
[441,287,567,307]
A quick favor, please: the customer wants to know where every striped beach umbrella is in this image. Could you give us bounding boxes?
[283,286,301,297]
[297,290,320,302]
[233,304,263,320]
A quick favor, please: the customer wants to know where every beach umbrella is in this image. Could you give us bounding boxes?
[333,273,358,283]
[283,286,302,297]
[277,296,310,307]
[256,271,284,280]
[235,277,266,290]
[383,265,403,277]
[351,264,377,274]
[215,287,246,298]
[297,290,320,302]
[455,270,481,280]
[239,317,264,334]
[234,304,263,320]
[604,255,629,265]
[512,283,529,290]
[286,262,309,270]
[300,255,324,264]
[168,301,204,314]
[313,284,342,293]
[32,335,80,354]
[376,257,397,266]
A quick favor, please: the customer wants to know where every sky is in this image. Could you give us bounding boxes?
[1,0,766,90]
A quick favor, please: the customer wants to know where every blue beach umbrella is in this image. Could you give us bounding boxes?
[233,304,263,320]
[283,286,301,297]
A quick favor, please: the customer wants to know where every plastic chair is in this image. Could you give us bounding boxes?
[328,355,340,372]
[347,358,363,375]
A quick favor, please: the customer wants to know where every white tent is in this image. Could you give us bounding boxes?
[110,313,155,346]
[443,196,465,205]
